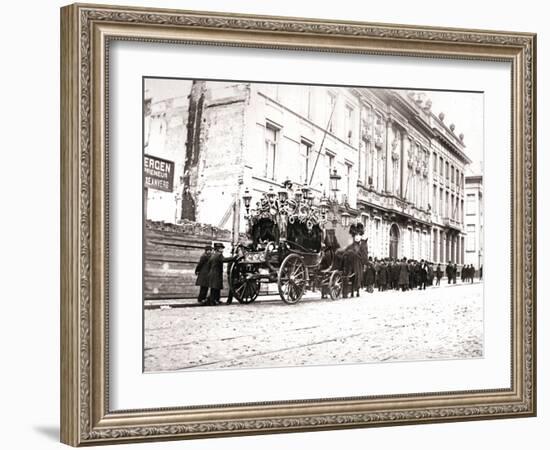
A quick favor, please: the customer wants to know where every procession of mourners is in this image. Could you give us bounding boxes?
[194,221,482,306]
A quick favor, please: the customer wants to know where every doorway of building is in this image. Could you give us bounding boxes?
[389,224,400,259]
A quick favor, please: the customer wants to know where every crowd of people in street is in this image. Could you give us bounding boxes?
[361,257,482,294]
[194,239,483,305]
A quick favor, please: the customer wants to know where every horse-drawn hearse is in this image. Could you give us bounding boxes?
[228,185,367,304]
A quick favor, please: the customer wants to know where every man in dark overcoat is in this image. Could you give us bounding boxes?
[373,258,380,290]
[413,261,421,289]
[225,243,239,304]
[365,257,376,294]
[195,244,212,304]
[207,242,234,306]
[435,264,443,285]
[427,262,434,286]
[391,259,399,290]
[386,260,393,290]
[409,260,416,290]
[418,259,428,290]
[452,263,458,284]
[446,261,453,284]
[398,257,409,291]
[377,261,388,292]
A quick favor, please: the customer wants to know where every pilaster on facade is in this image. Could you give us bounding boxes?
[384,117,392,193]
[400,130,407,199]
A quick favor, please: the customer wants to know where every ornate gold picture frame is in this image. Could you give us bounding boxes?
[60,3,536,446]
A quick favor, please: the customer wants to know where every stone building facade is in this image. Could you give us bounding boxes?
[464,174,484,269]
[144,80,473,263]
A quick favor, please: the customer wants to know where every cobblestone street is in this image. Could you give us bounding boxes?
[144,282,483,372]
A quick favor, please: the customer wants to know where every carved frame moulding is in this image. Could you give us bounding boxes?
[61,3,536,446]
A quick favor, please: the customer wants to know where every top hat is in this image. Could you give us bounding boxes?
[213,242,225,250]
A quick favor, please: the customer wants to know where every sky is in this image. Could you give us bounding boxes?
[145,78,192,102]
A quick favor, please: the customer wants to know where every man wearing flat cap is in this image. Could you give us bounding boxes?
[207,242,235,306]
[194,244,212,304]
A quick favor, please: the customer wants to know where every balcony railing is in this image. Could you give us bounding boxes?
[442,216,462,230]
[357,185,431,223]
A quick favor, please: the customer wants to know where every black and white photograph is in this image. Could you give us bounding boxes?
[0,0,543,447]
[143,78,484,373]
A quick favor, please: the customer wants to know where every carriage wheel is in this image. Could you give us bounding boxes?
[329,270,343,300]
[229,262,260,304]
[277,254,306,304]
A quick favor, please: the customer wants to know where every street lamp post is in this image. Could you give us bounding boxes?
[329,168,341,202]
[242,187,252,217]
[326,168,344,226]
[319,192,329,222]
[341,211,351,228]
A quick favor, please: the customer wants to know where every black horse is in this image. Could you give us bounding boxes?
[321,231,368,298]
[341,239,368,298]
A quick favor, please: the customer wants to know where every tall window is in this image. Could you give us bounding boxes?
[264,124,278,180]
[433,231,438,262]
[466,193,476,215]
[375,219,381,256]
[365,108,374,185]
[392,130,401,195]
[306,88,313,120]
[466,224,476,251]
[300,140,312,184]
[365,141,372,185]
[439,187,443,215]
[326,152,335,190]
[346,163,352,200]
[327,152,335,171]
[368,142,375,185]
[445,192,449,217]
[454,195,458,218]
[417,175,422,207]
[439,156,444,176]
[446,161,450,181]
[433,184,437,214]
[327,92,336,133]
[451,165,455,184]
[433,152,438,172]
[344,105,354,144]
[451,194,456,219]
